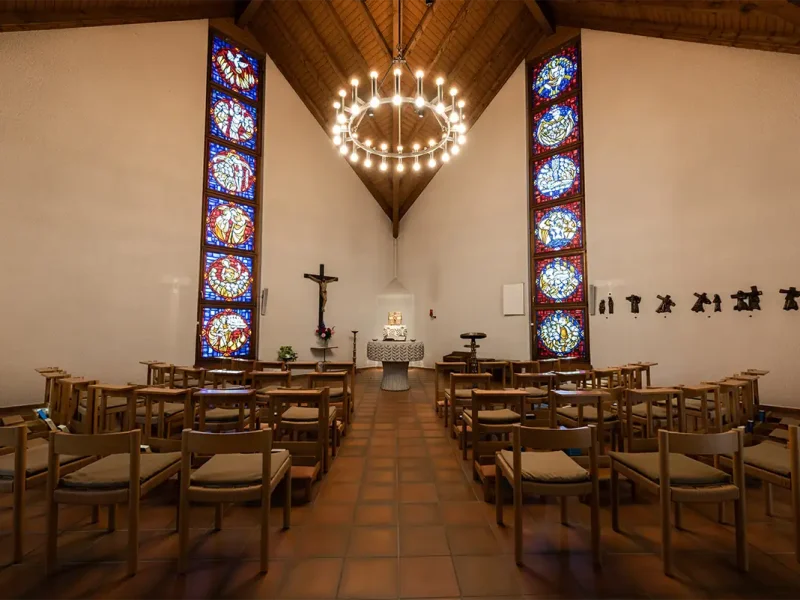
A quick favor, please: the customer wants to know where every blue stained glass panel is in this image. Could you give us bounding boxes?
[533,149,581,203]
[209,89,258,150]
[207,142,257,200]
[205,196,256,251]
[535,308,586,359]
[203,252,254,302]
[210,36,260,101]
[200,307,253,358]
[531,45,579,105]
[532,96,580,155]
[533,200,583,254]
[534,254,585,304]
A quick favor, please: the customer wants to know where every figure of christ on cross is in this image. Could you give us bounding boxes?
[304,264,338,330]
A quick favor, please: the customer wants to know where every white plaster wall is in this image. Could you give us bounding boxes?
[0,21,208,406]
[259,57,394,365]
[398,64,530,366]
[582,30,800,406]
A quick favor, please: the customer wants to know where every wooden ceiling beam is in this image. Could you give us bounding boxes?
[404,1,437,58]
[0,1,237,32]
[293,3,348,83]
[355,0,393,59]
[392,0,401,238]
[522,0,554,35]
[424,0,476,73]
[755,0,800,28]
[321,0,372,74]
[237,0,265,28]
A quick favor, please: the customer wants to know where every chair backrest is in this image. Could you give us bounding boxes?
[514,422,593,452]
[658,428,741,457]
[174,367,206,388]
[194,389,257,431]
[152,363,175,387]
[267,389,329,465]
[477,361,510,389]
[309,371,347,395]
[287,361,319,387]
[621,388,684,452]
[254,360,285,371]
[511,371,553,391]
[538,358,562,372]
[182,427,271,455]
[228,357,255,371]
[450,372,492,391]
[250,370,291,391]
[509,361,539,375]
[470,390,526,466]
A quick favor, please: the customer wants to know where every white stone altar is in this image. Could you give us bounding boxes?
[366,341,424,391]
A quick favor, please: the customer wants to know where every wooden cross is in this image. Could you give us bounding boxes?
[304,264,338,330]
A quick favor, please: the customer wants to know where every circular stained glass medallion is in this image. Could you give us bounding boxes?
[207,203,254,248]
[538,311,583,356]
[537,257,582,301]
[534,55,577,101]
[213,98,256,145]
[213,46,257,93]
[210,149,255,195]
[536,207,580,251]
[535,155,578,200]
[203,309,251,356]
[535,104,577,148]
[206,255,252,300]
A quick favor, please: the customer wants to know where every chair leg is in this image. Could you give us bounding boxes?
[214,504,223,531]
[611,466,620,533]
[283,470,292,529]
[660,486,673,577]
[108,504,116,533]
[674,502,682,531]
[127,498,139,577]
[560,496,568,525]
[765,482,774,517]
[735,497,749,572]
[591,486,601,568]
[260,486,271,573]
[718,501,727,524]
[13,478,24,563]
[46,500,58,576]
[495,464,503,525]
[91,505,100,524]
[514,475,523,566]
[461,425,468,461]
[178,497,190,574]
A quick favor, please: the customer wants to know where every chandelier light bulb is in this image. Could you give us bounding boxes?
[370,71,378,79]
[392,94,402,106]
[413,143,420,152]
[451,144,460,155]
[336,113,346,124]
[333,101,341,109]
[332,124,341,134]
[365,139,372,148]
[458,134,467,145]
[364,156,372,168]
[338,89,347,98]
[333,135,342,146]
[458,99,466,108]
[339,144,348,155]
[428,156,436,168]
[397,162,405,173]
[415,70,424,79]
[412,161,421,172]
[350,151,359,163]
[449,87,458,96]
[435,77,444,86]
[397,145,404,153]
[394,68,402,76]
[370,96,380,108]
[379,161,388,172]
[351,78,359,87]
[442,151,450,163]
[436,102,445,114]
[428,138,436,147]
[351,104,360,115]
[457,123,466,134]
[414,96,424,108]
[449,111,460,123]
[380,142,388,151]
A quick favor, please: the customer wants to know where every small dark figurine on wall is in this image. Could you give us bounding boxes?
[692,292,711,313]
[747,286,763,311]
[656,294,675,313]
[713,294,722,312]
[780,287,800,311]
[599,299,606,314]
[626,294,641,314]
[731,290,750,312]
[608,295,614,314]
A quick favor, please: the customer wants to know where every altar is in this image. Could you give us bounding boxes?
[367,341,424,391]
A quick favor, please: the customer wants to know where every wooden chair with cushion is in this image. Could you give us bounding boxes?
[553,388,617,455]
[447,372,492,440]
[463,389,526,498]
[509,361,540,377]
[592,368,622,389]
[538,358,562,373]
[309,371,350,438]
[0,425,94,563]
[318,361,356,423]
[194,388,257,432]
[135,387,193,441]
[151,363,176,388]
[46,429,181,575]
[251,370,292,392]
[434,362,466,417]
[56,377,99,433]
[496,424,600,566]
[610,428,747,576]
[511,372,554,424]
[173,366,206,389]
[38,369,68,417]
[254,360,287,371]
[678,384,728,433]
[206,368,247,390]
[88,384,138,433]
[178,428,291,573]
[726,375,758,422]
[478,360,510,389]
[553,369,590,392]
[287,361,319,389]
[621,388,685,452]
[703,379,748,427]
[139,360,162,386]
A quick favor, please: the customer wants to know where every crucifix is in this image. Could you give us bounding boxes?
[304,264,338,330]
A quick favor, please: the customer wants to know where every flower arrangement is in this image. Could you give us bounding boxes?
[315,324,335,341]
[277,345,298,362]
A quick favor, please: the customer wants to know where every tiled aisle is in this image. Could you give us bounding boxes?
[2,369,800,599]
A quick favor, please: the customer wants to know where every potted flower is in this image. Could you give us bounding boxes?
[277,345,298,369]
[315,324,335,347]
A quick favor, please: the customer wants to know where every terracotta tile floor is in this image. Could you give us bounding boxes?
[2,369,800,599]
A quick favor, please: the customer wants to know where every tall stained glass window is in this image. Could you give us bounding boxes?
[528,38,590,360]
[196,30,264,361]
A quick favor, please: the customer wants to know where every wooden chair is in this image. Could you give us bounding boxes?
[88,384,138,433]
[678,384,727,433]
[703,379,747,427]
[629,362,658,387]
[38,369,68,415]
[463,389,526,498]
[610,429,747,576]
[139,360,162,386]
[538,358,562,372]
[193,389,257,432]
[251,370,292,392]
[726,375,758,422]
[42,372,71,424]
[318,361,356,423]
[509,361,540,377]
[309,371,350,438]
[743,369,769,408]
[434,362,466,417]
[174,366,206,389]
[267,389,330,493]
[178,428,291,573]
[592,368,622,389]
[0,425,94,563]
[511,372,553,424]
[254,360,287,371]
[553,389,616,455]
[618,365,642,389]
[286,361,319,389]
[46,430,181,575]
[553,369,590,391]
[447,372,492,438]
[477,360,510,389]
[621,388,685,452]
[151,363,176,387]
[135,387,193,441]
[56,377,98,433]
[207,368,246,389]
[496,424,600,566]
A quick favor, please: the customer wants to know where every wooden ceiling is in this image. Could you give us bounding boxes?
[2,1,799,234]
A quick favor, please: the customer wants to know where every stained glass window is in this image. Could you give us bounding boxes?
[533,149,581,204]
[532,96,580,155]
[535,309,586,359]
[203,252,254,302]
[534,254,585,304]
[210,36,260,101]
[533,200,583,254]
[201,307,253,358]
[205,196,256,251]
[209,89,258,151]
[207,142,257,200]
[531,45,579,106]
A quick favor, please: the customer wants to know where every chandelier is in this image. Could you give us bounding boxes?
[331,56,467,173]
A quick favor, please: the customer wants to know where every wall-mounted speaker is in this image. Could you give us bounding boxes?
[589,285,597,316]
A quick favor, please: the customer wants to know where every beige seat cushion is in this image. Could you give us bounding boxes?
[499,450,589,483]
[630,404,676,419]
[610,451,730,486]
[257,385,303,393]
[462,408,520,424]
[191,450,290,488]
[684,398,724,412]
[200,407,243,422]
[557,405,617,422]
[0,445,83,479]
[559,383,579,391]
[135,402,184,419]
[281,406,337,422]
[444,389,473,402]
[743,441,791,477]
[80,397,128,410]
[61,452,180,490]
[326,386,350,398]
[524,387,549,398]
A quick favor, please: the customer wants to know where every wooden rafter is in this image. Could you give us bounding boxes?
[237,0,265,28]
[755,0,800,28]
[355,0,393,58]
[321,0,372,74]
[404,1,437,58]
[522,0,554,35]
[392,0,401,238]
[424,0,475,73]
[294,2,348,84]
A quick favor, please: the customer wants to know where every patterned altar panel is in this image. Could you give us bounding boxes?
[533,149,581,204]
[532,96,580,155]
[203,252,254,302]
[534,309,586,359]
[533,200,583,254]
[366,341,425,362]
[210,35,260,101]
[207,142,257,200]
[205,196,256,251]
[200,307,253,358]
[534,254,585,304]
[530,44,579,107]
[209,89,258,151]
